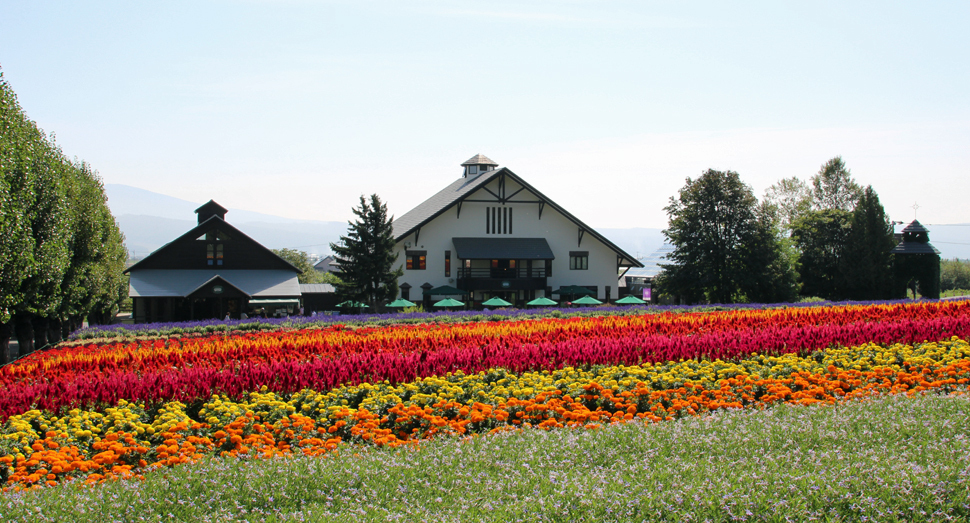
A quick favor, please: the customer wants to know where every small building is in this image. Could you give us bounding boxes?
[314,255,340,274]
[392,154,642,308]
[300,283,339,314]
[125,201,303,322]
[618,243,673,302]
[892,219,941,299]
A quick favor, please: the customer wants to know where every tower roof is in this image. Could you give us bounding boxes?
[460,154,498,167]
[901,219,930,233]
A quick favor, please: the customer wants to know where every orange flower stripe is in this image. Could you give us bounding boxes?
[2,335,969,491]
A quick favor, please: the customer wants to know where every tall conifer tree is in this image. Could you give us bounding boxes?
[330,194,402,308]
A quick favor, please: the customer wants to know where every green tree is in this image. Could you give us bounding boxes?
[811,156,862,212]
[791,209,852,299]
[330,195,402,308]
[839,186,896,300]
[740,202,801,303]
[660,169,795,304]
[940,259,970,292]
[763,176,812,234]
[0,73,34,328]
[271,248,340,285]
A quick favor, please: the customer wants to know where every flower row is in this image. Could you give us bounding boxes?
[2,301,969,420]
[3,336,969,490]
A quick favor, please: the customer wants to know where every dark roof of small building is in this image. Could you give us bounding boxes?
[461,154,498,166]
[195,200,229,216]
[452,237,555,260]
[391,167,642,268]
[892,242,941,255]
[124,214,301,274]
[299,283,336,294]
[901,219,930,233]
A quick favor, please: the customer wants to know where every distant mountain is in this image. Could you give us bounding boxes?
[105,185,969,261]
[105,184,349,258]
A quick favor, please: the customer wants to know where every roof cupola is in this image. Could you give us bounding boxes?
[460,153,498,178]
[195,200,229,224]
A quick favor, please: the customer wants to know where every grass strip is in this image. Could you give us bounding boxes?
[3,392,969,522]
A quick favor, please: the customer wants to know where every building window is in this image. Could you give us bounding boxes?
[207,243,225,266]
[486,207,512,234]
[406,250,427,270]
[546,259,553,277]
[569,251,589,270]
[445,251,451,277]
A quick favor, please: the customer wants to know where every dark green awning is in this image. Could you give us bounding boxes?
[452,237,555,260]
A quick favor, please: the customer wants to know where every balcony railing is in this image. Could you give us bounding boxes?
[457,268,548,279]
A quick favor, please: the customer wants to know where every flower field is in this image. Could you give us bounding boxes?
[2,300,970,492]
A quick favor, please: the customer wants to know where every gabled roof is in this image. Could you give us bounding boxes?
[124,215,301,274]
[187,275,252,298]
[391,167,642,267]
[392,170,497,240]
[129,270,301,297]
[461,154,498,166]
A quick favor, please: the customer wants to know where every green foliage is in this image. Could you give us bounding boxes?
[791,209,852,300]
[941,259,970,292]
[0,67,127,328]
[839,186,896,300]
[741,202,801,303]
[330,194,402,308]
[272,248,333,285]
[762,176,811,234]
[810,156,862,212]
[661,169,797,304]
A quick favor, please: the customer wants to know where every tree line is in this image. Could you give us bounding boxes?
[658,157,900,304]
[1,70,128,362]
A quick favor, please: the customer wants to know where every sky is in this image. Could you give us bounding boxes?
[2,1,969,230]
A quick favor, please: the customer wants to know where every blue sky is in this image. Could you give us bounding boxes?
[2,1,968,229]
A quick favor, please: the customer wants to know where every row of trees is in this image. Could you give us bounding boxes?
[1,70,128,362]
[658,157,898,303]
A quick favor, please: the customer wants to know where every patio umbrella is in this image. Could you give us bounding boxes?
[481,297,512,307]
[615,295,646,305]
[433,298,465,307]
[526,297,558,307]
[571,295,602,306]
[424,285,466,296]
[387,298,416,308]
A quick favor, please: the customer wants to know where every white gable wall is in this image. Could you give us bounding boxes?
[394,176,620,300]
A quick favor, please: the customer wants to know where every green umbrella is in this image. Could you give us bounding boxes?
[424,285,466,296]
[387,298,417,308]
[433,298,465,307]
[482,297,512,307]
[571,295,602,306]
[526,296,558,307]
[615,295,646,305]
[336,300,369,308]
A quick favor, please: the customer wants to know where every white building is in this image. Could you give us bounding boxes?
[392,154,642,307]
